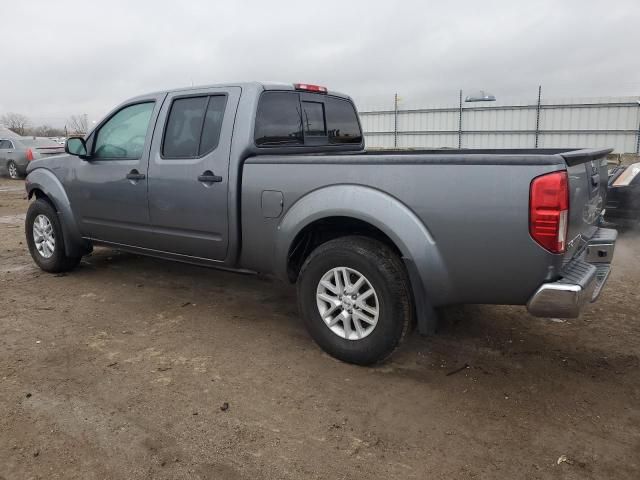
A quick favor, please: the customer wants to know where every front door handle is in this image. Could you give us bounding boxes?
[198,171,223,183]
[126,170,146,181]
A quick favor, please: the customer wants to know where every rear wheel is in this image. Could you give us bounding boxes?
[25,199,81,273]
[7,160,20,179]
[297,236,412,365]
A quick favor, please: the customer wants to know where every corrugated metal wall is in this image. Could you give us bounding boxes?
[358,96,640,153]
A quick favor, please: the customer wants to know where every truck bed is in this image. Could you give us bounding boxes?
[240,148,611,307]
[251,147,610,165]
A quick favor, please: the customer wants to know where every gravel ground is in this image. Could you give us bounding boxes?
[0,176,639,479]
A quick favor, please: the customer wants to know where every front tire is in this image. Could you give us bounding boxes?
[297,236,413,365]
[25,199,81,273]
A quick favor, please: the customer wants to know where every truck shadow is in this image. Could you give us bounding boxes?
[73,246,639,383]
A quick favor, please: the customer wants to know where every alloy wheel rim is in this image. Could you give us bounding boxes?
[33,214,55,258]
[8,162,18,179]
[316,266,379,340]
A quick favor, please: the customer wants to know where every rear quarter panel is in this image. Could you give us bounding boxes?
[240,156,565,306]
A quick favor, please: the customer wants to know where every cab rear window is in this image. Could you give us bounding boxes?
[254,92,362,147]
[325,96,362,144]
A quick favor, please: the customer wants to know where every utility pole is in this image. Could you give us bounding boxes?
[458,89,463,149]
[393,93,399,148]
[534,85,542,148]
[636,100,640,154]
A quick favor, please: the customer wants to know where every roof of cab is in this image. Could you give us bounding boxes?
[125,81,353,104]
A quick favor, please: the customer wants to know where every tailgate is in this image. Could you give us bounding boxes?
[561,148,613,259]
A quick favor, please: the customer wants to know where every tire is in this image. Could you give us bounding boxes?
[297,236,413,365]
[7,160,21,180]
[25,198,81,273]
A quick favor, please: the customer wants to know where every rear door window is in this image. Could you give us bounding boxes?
[162,96,207,158]
[254,92,303,146]
[162,95,227,158]
[199,96,228,154]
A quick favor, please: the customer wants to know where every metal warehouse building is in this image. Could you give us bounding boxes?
[358,95,640,153]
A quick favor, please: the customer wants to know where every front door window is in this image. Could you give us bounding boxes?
[93,102,155,159]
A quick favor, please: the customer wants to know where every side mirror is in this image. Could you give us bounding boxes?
[65,137,88,157]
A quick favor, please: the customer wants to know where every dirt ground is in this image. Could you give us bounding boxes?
[0,176,639,480]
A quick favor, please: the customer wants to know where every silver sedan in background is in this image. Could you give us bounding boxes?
[0,137,65,179]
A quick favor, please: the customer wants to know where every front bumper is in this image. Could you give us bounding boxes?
[527,228,617,318]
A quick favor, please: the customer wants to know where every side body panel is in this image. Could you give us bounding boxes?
[240,156,566,306]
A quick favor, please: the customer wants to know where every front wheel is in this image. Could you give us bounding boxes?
[25,199,81,273]
[297,236,413,365]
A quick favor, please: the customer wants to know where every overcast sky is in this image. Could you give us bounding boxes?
[2,0,639,127]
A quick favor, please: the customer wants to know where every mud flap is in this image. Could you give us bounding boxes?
[403,257,438,335]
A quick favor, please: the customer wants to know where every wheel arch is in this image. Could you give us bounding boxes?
[275,185,451,334]
[26,168,88,257]
[286,216,403,283]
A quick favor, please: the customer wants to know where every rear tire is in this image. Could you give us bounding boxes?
[7,160,21,179]
[297,236,413,365]
[25,199,81,273]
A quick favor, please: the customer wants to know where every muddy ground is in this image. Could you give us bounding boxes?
[0,176,639,479]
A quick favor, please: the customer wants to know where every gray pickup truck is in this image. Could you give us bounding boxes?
[24,82,617,365]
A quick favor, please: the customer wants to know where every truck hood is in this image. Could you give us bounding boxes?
[26,154,74,175]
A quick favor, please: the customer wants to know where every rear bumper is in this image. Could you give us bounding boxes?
[527,228,617,318]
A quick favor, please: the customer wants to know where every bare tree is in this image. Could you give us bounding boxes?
[33,125,65,137]
[67,114,88,134]
[1,112,31,136]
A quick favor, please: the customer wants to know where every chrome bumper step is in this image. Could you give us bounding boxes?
[591,263,611,301]
[527,227,616,318]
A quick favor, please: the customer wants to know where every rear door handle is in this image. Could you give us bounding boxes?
[126,170,145,181]
[198,171,222,183]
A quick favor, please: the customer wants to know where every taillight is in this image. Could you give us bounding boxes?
[25,148,34,161]
[294,83,328,94]
[529,171,569,254]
